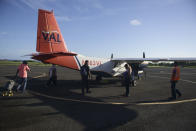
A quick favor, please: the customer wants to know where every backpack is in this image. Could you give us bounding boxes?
[49,67,56,77]
[81,66,87,76]
[52,68,56,77]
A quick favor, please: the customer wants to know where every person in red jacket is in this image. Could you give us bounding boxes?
[16,61,31,92]
[170,62,182,100]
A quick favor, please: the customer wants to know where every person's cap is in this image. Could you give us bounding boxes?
[23,61,27,64]
[174,62,178,66]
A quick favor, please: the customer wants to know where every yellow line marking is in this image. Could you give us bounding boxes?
[29,90,196,106]
[137,98,196,105]
[0,73,47,79]
[29,90,127,105]
[32,73,46,79]
[149,75,196,84]
[180,79,196,84]
[28,74,196,106]
[152,72,196,75]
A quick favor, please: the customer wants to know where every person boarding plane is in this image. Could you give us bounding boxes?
[30,9,196,83]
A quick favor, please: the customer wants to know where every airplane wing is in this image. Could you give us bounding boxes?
[112,57,196,63]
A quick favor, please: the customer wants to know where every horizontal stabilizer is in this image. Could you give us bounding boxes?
[29,52,77,61]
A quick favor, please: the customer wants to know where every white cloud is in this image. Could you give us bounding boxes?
[130,19,142,26]
[56,16,72,22]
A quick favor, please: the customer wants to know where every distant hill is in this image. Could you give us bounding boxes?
[0,60,51,66]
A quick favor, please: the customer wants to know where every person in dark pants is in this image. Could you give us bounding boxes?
[80,60,91,95]
[123,64,132,97]
[170,62,182,100]
[46,64,57,87]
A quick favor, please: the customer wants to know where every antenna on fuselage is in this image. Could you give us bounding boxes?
[143,52,145,58]
[111,53,113,59]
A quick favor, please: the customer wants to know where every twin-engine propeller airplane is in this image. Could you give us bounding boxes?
[31,9,196,82]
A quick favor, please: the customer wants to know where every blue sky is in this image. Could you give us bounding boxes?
[0,0,196,60]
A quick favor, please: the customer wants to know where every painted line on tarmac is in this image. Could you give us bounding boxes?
[28,90,126,105]
[136,98,196,105]
[30,74,126,105]
[149,75,196,84]
[0,73,16,77]
[0,73,47,79]
[29,74,196,106]
[32,73,47,79]
[28,90,196,106]
[151,72,196,75]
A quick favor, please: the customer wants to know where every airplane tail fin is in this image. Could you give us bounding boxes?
[36,9,68,53]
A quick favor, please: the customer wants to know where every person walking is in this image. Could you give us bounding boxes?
[46,64,57,87]
[123,64,132,97]
[16,61,31,92]
[170,62,182,100]
[80,60,91,95]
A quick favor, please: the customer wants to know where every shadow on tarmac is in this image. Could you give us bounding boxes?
[32,93,138,131]
[2,76,138,131]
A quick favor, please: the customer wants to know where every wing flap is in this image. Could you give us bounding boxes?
[112,57,196,63]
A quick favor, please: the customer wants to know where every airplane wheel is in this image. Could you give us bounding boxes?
[132,80,137,87]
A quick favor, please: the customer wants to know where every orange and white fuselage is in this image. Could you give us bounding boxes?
[31,9,127,77]
[31,9,196,78]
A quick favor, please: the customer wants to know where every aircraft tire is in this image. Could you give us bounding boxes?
[133,80,137,86]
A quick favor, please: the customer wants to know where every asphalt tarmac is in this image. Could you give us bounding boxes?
[0,65,196,131]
